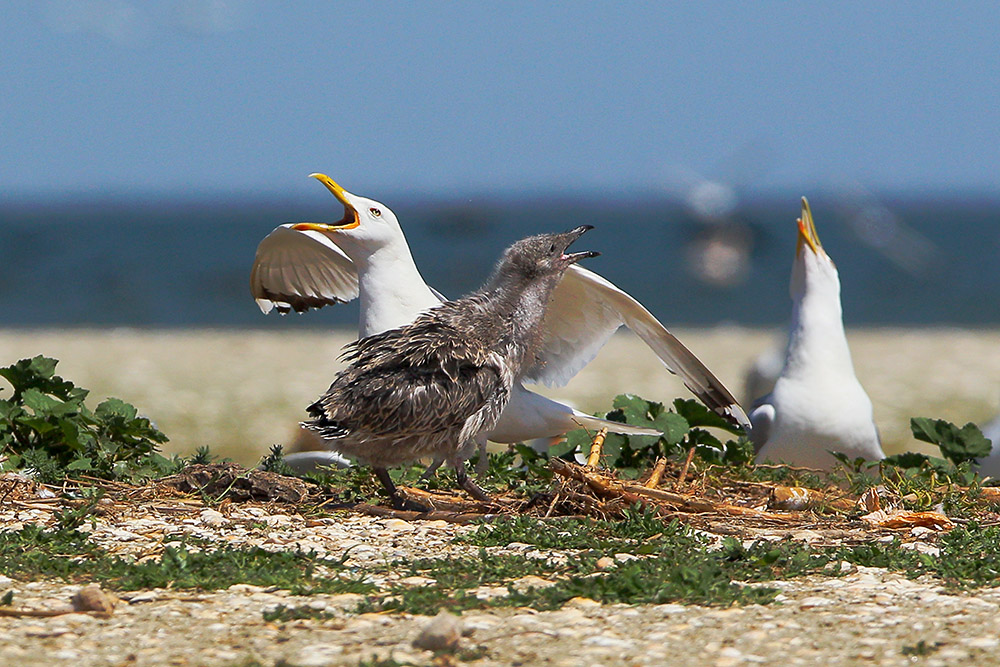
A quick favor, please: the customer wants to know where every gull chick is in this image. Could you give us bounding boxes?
[251,174,749,473]
[301,227,598,507]
[750,198,884,470]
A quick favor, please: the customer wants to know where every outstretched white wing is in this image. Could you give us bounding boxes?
[523,265,751,430]
[250,224,359,314]
[250,227,749,431]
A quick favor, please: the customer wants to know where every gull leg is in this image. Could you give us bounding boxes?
[455,462,491,503]
[475,436,489,476]
[373,467,429,512]
[418,458,445,482]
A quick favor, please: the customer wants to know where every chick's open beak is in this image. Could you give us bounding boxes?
[560,225,599,263]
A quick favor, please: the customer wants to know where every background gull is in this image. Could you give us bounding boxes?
[251,174,750,470]
[301,227,598,507]
[750,198,885,470]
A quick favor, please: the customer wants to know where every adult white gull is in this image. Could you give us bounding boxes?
[750,198,884,470]
[251,174,750,468]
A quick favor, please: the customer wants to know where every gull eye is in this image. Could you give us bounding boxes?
[369,207,382,218]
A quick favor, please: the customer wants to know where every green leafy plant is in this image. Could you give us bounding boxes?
[910,417,991,466]
[0,355,169,482]
[554,395,747,472]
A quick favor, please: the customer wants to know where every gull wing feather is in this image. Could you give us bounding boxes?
[523,265,751,431]
[250,224,360,314]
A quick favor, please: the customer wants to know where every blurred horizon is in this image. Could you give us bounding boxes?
[3,2,999,329]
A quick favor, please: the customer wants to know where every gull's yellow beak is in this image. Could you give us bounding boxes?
[291,173,360,232]
[796,196,822,256]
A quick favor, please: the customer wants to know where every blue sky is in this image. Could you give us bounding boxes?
[3,1,999,198]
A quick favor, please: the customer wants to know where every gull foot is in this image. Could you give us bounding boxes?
[456,464,491,503]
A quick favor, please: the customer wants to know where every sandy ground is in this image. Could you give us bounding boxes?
[1,326,998,464]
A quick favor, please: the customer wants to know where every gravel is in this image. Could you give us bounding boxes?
[2,498,1000,666]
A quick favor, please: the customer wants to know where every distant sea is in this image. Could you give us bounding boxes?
[1,193,998,328]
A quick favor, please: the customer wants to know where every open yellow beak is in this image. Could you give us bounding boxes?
[291,173,360,232]
[796,196,822,256]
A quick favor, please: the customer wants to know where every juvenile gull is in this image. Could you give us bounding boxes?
[300,227,598,506]
[251,174,750,470]
[750,198,884,470]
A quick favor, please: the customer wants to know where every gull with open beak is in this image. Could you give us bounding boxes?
[749,198,884,470]
[251,174,750,470]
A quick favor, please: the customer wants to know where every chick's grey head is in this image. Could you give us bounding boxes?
[492,226,599,286]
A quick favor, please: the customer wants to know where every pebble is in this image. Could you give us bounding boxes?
[397,576,437,587]
[412,610,462,651]
[382,519,415,532]
[583,635,631,649]
[294,644,344,666]
[595,556,616,569]
[199,509,228,527]
[798,596,834,609]
[510,575,556,592]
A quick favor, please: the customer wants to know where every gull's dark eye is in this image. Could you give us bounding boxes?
[369,207,382,218]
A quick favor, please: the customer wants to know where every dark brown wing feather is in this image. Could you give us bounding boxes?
[308,299,508,443]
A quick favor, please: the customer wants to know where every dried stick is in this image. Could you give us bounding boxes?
[645,457,667,488]
[675,446,697,489]
[550,458,798,521]
[586,428,608,468]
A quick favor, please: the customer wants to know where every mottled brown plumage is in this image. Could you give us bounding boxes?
[301,226,598,506]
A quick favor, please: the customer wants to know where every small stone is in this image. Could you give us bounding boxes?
[412,610,462,652]
[227,584,265,594]
[71,585,116,616]
[294,644,344,666]
[510,576,556,593]
[595,556,616,570]
[471,585,509,601]
[614,553,639,563]
[965,637,999,649]
[383,519,415,532]
[790,530,823,543]
[798,596,833,609]
[121,591,159,604]
[199,509,228,527]
[565,597,601,608]
[398,576,437,587]
[583,635,631,649]
[325,593,364,609]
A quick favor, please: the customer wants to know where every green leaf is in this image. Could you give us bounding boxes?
[66,457,93,471]
[601,433,625,464]
[883,452,931,469]
[672,398,741,434]
[21,389,64,414]
[612,394,658,428]
[911,417,992,465]
[0,399,23,421]
[16,417,58,436]
[652,412,689,446]
[549,434,579,459]
[722,438,755,465]
[0,356,78,401]
[95,398,138,421]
